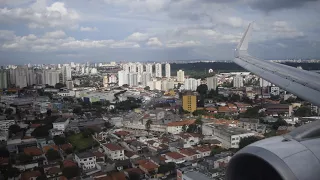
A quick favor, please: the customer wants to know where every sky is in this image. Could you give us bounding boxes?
[0,0,320,64]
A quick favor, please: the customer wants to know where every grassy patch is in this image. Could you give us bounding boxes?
[68,133,94,152]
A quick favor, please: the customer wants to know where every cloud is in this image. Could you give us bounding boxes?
[146,37,163,47]
[0,1,80,29]
[126,32,149,41]
[0,30,141,52]
[80,26,98,32]
[249,0,319,12]
[166,40,201,48]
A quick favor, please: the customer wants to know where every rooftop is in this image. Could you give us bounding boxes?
[184,171,212,180]
[166,152,186,159]
[139,161,159,171]
[215,126,253,136]
[22,170,41,180]
[103,143,124,151]
[24,147,43,156]
[167,119,195,127]
[76,151,95,159]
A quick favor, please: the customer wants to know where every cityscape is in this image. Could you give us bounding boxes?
[1,0,320,180]
[0,60,319,180]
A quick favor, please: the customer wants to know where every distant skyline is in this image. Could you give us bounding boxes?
[1,0,320,65]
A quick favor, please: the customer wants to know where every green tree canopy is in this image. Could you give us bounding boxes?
[7,167,20,178]
[62,166,80,179]
[46,149,61,161]
[196,84,208,96]
[31,124,53,137]
[294,106,312,117]
[55,83,65,89]
[9,124,21,136]
[272,118,288,130]
[239,136,261,150]
[144,86,150,91]
[53,136,67,145]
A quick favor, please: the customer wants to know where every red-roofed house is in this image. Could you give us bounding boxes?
[138,160,159,176]
[45,166,62,179]
[24,147,43,160]
[102,143,125,160]
[193,146,211,158]
[63,160,77,168]
[164,152,186,164]
[93,151,105,162]
[179,148,201,160]
[22,170,41,180]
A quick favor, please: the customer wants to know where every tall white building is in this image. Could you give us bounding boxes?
[233,75,244,88]
[177,70,185,82]
[161,80,168,91]
[123,64,130,73]
[207,76,218,90]
[27,69,36,86]
[118,70,128,86]
[137,63,144,74]
[103,76,109,87]
[142,72,152,86]
[165,63,171,78]
[0,70,8,89]
[145,64,153,76]
[62,65,72,84]
[15,66,28,88]
[43,70,60,86]
[184,78,201,91]
[130,63,137,73]
[128,73,138,87]
[155,63,162,78]
[260,78,272,87]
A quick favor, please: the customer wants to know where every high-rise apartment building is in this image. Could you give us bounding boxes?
[146,64,153,76]
[27,69,36,86]
[123,64,130,73]
[14,66,28,88]
[137,63,144,74]
[155,63,162,78]
[118,70,128,86]
[109,74,117,84]
[165,63,171,78]
[43,70,60,86]
[66,80,74,90]
[177,70,185,82]
[0,70,8,89]
[142,72,152,87]
[182,94,197,112]
[233,75,244,88]
[128,73,138,87]
[62,65,72,84]
[260,78,272,87]
[184,78,200,91]
[130,63,137,73]
[207,76,218,90]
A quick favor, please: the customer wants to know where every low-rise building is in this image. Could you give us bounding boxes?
[0,120,15,132]
[49,129,64,138]
[265,104,293,117]
[102,143,125,160]
[175,133,201,148]
[213,126,255,149]
[74,152,96,170]
[53,118,70,131]
[165,152,186,164]
[167,120,195,134]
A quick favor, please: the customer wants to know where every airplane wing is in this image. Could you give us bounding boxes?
[234,23,320,106]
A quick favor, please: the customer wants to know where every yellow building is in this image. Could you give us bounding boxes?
[182,95,197,112]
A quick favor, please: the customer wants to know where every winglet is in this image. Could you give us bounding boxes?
[236,22,253,51]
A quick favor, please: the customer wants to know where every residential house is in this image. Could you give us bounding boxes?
[23,147,44,160]
[74,152,96,170]
[102,143,125,160]
[179,148,201,161]
[175,133,201,148]
[93,151,105,162]
[138,160,159,177]
[124,151,140,160]
[49,129,64,138]
[45,166,63,180]
[164,152,186,164]
[52,118,70,131]
[115,159,132,171]
[193,146,211,158]
[167,120,195,134]
[21,170,41,180]
[126,140,147,154]
[265,104,293,117]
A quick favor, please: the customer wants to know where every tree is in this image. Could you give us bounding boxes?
[5,108,13,115]
[31,124,53,137]
[82,128,94,138]
[36,175,47,180]
[294,106,312,117]
[272,118,288,130]
[192,109,207,116]
[145,120,152,134]
[73,107,82,115]
[55,83,65,89]
[62,166,80,179]
[144,86,150,91]
[239,136,261,150]
[210,146,224,156]
[229,94,241,102]
[7,167,20,179]
[46,149,61,161]
[53,136,67,145]
[9,124,21,137]
[207,89,216,98]
[196,84,208,96]
[128,172,141,180]
[0,147,9,157]
[241,106,260,118]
